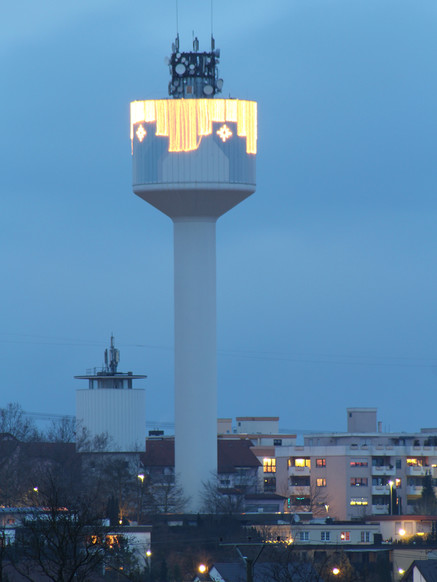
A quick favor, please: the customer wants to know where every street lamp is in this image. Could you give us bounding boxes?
[332,568,340,576]
[198,564,207,574]
[137,474,145,524]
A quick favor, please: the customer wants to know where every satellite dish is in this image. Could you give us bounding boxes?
[203,84,214,96]
[189,64,195,70]
[217,79,223,90]
[175,63,186,75]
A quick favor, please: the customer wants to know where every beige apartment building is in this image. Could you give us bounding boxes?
[275,408,437,520]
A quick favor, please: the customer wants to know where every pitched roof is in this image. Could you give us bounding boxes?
[140,438,260,472]
[211,561,319,582]
[218,439,261,473]
[403,560,437,582]
[141,438,175,467]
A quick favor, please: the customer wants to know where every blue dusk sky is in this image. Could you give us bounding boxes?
[1,0,437,434]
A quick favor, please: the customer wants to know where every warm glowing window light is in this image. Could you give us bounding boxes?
[130,99,257,154]
[263,458,276,473]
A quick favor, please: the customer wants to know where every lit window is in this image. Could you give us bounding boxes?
[316,478,327,487]
[294,458,311,468]
[350,497,368,506]
[407,458,423,466]
[350,459,368,467]
[316,458,326,467]
[340,531,350,541]
[263,458,276,473]
[396,478,401,488]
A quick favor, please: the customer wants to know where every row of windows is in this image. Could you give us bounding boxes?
[290,457,432,471]
[289,458,327,468]
[290,457,415,471]
[298,531,370,542]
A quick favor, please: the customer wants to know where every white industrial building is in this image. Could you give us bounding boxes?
[75,337,146,452]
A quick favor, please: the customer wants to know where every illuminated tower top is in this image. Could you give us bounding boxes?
[168,34,223,99]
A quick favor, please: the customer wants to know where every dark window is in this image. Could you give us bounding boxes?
[351,477,368,486]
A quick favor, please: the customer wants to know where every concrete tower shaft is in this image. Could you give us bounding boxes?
[131,95,257,510]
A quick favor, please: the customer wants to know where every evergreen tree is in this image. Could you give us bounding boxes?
[416,474,437,515]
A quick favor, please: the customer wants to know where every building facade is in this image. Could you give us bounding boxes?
[276,409,437,520]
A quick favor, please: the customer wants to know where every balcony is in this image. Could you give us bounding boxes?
[371,504,388,515]
[406,445,437,455]
[372,485,390,496]
[372,465,395,476]
[289,466,311,476]
[407,485,423,495]
[407,466,429,477]
[289,485,310,495]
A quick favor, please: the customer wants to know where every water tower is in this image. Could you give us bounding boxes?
[130,35,257,510]
[75,336,147,452]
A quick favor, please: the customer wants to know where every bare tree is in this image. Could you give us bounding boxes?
[75,425,112,453]
[201,474,246,515]
[289,483,329,518]
[10,473,137,582]
[0,403,40,442]
[46,416,76,443]
[144,473,188,514]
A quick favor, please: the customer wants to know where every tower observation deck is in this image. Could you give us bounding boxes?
[130,35,257,510]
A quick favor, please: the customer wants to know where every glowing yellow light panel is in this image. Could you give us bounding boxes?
[130,99,257,154]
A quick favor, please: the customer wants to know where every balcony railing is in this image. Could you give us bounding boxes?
[371,485,390,496]
[289,466,311,476]
[371,465,395,475]
[407,485,423,495]
[371,504,388,515]
[406,466,429,476]
[288,485,311,495]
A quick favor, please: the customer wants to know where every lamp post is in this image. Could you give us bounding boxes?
[137,474,145,524]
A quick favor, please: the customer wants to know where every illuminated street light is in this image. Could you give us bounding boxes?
[332,567,340,575]
[138,474,145,483]
[198,564,207,574]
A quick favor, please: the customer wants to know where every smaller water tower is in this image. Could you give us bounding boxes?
[75,336,147,452]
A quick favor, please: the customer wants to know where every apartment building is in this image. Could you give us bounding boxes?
[276,408,437,520]
[218,416,296,495]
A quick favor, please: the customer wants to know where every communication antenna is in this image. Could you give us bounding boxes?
[211,0,214,38]
[175,0,179,36]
